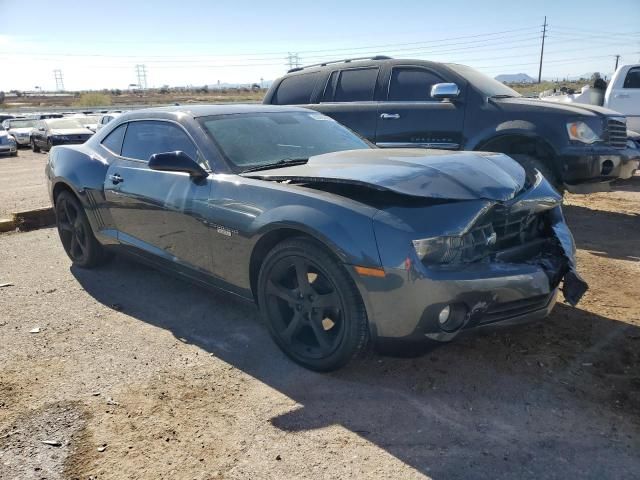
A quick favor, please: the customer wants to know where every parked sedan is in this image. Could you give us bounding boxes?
[46,105,587,371]
[3,118,38,146]
[0,127,18,156]
[31,118,94,153]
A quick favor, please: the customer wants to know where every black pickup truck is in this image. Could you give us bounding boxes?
[264,57,639,191]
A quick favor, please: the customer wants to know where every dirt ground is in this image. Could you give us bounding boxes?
[0,148,50,219]
[0,155,639,479]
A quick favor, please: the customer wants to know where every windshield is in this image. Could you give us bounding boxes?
[200,111,371,171]
[446,64,521,98]
[46,119,85,129]
[8,119,37,129]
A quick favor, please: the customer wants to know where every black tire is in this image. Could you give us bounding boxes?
[46,139,53,152]
[55,190,111,268]
[10,151,17,157]
[257,238,369,371]
[510,154,564,193]
[31,139,40,153]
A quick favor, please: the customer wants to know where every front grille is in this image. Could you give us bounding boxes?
[605,118,627,149]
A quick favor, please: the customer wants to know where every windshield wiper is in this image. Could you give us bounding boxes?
[241,158,309,173]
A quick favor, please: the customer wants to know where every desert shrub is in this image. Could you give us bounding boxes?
[74,92,112,107]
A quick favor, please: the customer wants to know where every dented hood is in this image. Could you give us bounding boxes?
[244,149,526,201]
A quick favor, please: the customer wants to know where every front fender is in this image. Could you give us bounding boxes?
[467,121,546,151]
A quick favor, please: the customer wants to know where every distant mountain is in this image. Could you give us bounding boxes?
[495,73,536,83]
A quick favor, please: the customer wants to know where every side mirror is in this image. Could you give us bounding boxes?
[431,83,460,100]
[148,151,208,179]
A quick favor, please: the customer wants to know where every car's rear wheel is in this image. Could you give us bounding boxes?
[257,238,369,371]
[55,190,111,268]
[46,139,53,152]
[31,139,40,153]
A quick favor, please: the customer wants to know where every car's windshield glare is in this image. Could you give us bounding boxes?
[446,63,521,98]
[200,112,371,171]
[46,119,85,129]
[8,120,37,128]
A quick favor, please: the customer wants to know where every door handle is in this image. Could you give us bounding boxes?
[109,173,123,185]
[614,94,630,98]
[380,113,401,120]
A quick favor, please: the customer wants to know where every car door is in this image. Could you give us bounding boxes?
[103,120,215,275]
[374,65,465,149]
[33,121,46,147]
[311,67,382,142]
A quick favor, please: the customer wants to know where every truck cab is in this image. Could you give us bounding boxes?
[264,57,639,192]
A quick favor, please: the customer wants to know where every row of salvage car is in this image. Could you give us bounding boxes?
[0,111,123,156]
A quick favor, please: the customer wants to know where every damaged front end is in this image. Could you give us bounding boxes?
[364,171,588,343]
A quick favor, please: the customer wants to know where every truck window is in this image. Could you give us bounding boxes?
[388,67,444,101]
[623,67,640,89]
[334,68,379,102]
[273,72,321,104]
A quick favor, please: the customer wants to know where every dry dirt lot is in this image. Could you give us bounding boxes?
[0,151,639,479]
[0,148,51,219]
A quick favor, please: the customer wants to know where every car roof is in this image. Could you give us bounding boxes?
[128,104,310,119]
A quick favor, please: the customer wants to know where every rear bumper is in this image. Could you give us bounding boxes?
[559,145,639,185]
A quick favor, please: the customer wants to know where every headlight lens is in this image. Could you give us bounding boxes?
[566,121,600,144]
[412,236,464,264]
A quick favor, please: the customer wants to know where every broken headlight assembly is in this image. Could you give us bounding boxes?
[566,121,600,144]
[412,236,465,264]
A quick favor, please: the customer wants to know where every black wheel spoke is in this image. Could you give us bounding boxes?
[62,201,73,223]
[309,316,333,350]
[313,291,340,309]
[281,311,303,344]
[267,280,297,304]
[69,234,80,257]
[293,258,311,293]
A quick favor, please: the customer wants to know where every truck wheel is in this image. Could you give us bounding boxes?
[31,139,40,153]
[257,238,369,371]
[510,154,563,193]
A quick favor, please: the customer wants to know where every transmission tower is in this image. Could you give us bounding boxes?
[286,52,301,70]
[135,64,148,90]
[53,69,65,91]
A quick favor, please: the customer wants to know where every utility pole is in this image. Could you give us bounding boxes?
[53,69,64,91]
[614,54,620,71]
[135,64,148,90]
[538,16,547,84]
[286,52,300,70]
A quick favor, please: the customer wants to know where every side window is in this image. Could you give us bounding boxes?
[100,123,127,155]
[623,67,640,89]
[388,67,444,101]
[334,68,379,102]
[121,121,197,162]
[321,71,339,102]
[273,72,321,105]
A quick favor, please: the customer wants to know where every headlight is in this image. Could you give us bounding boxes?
[566,121,600,144]
[412,236,464,264]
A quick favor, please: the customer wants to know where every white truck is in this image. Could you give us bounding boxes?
[541,64,640,134]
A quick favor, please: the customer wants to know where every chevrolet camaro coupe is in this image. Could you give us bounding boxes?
[46,105,587,371]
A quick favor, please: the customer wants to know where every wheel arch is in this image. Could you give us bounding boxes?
[474,132,560,178]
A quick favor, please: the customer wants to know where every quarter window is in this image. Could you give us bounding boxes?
[334,68,379,102]
[100,123,127,155]
[623,67,640,89]
[121,121,197,162]
[388,67,444,101]
[273,72,321,105]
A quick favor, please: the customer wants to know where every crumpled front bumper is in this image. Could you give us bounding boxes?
[355,178,587,344]
[560,145,639,187]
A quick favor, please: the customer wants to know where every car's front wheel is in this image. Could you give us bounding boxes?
[55,190,111,268]
[31,139,40,153]
[257,238,369,371]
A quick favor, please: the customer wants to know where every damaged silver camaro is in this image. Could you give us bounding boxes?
[47,106,587,371]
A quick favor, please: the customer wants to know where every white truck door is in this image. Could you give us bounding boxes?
[606,65,640,132]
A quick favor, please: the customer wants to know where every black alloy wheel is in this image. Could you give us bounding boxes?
[55,190,111,268]
[258,238,369,371]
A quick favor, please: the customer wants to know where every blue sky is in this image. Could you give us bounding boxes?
[1,0,638,90]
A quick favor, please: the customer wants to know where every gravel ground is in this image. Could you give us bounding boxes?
[0,172,638,479]
[0,148,50,219]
